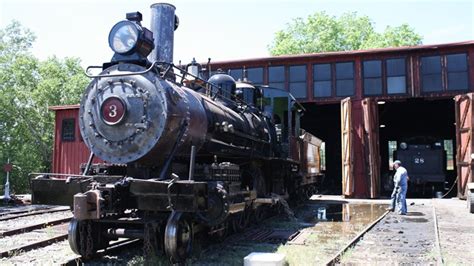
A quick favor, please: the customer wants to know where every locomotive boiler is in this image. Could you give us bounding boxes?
[31,3,324,262]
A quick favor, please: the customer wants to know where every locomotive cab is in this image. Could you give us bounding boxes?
[258,86,304,157]
[235,81,261,107]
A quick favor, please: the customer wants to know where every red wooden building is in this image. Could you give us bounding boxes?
[209,40,474,199]
[51,41,474,199]
[50,105,102,174]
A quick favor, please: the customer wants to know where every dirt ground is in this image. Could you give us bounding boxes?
[1,197,472,265]
[336,197,474,265]
[342,200,438,264]
[433,198,474,265]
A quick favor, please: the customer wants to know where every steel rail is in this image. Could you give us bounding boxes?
[0,234,68,258]
[60,239,142,266]
[325,210,390,266]
[431,199,444,265]
[0,217,71,237]
[0,207,70,222]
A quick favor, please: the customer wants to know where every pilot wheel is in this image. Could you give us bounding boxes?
[164,211,193,263]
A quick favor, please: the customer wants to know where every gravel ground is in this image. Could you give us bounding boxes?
[0,211,71,232]
[340,198,474,265]
[2,199,472,265]
[433,198,474,265]
[0,240,78,265]
[0,223,69,254]
[342,202,438,264]
[0,205,55,215]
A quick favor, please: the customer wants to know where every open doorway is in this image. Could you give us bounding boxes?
[378,98,457,197]
[301,103,341,194]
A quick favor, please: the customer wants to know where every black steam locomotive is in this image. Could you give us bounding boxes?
[31,4,324,262]
[393,140,447,194]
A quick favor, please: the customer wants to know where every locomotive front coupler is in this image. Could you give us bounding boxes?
[72,176,209,221]
[72,177,134,220]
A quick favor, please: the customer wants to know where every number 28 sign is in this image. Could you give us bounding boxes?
[414,157,425,164]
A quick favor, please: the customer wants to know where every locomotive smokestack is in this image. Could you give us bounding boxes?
[149,3,177,64]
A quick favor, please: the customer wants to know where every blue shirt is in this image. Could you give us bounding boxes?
[394,166,408,187]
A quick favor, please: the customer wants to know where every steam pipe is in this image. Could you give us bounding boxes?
[148,3,177,64]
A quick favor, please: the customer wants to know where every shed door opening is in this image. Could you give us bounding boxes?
[379,98,456,197]
[301,103,341,194]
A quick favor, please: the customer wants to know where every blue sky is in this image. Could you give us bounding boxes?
[1,0,473,68]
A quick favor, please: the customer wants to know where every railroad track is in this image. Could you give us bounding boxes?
[431,199,444,265]
[325,210,390,265]
[0,206,72,258]
[60,239,142,265]
[0,206,70,222]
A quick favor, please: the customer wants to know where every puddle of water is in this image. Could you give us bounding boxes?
[297,202,386,224]
[406,212,425,217]
[402,217,428,223]
[292,202,388,244]
[274,201,389,265]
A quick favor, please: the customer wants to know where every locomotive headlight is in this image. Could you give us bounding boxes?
[109,21,139,54]
[400,142,408,150]
[108,20,154,57]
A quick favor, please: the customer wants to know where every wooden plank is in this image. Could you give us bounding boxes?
[341,97,353,197]
[454,93,474,199]
[362,98,381,199]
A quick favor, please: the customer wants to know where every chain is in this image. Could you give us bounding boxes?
[86,221,94,258]
[143,223,154,257]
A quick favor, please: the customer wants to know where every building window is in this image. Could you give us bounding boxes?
[421,56,442,92]
[388,140,397,170]
[268,66,285,90]
[447,53,468,91]
[228,69,242,81]
[335,62,354,97]
[247,67,264,85]
[363,60,382,95]
[62,118,75,142]
[313,64,332,98]
[421,53,470,93]
[289,65,307,98]
[386,58,406,94]
[444,139,454,170]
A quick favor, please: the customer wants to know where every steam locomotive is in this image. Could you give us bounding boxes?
[393,139,448,195]
[31,3,324,262]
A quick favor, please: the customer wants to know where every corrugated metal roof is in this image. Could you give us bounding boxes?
[210,40,474,65]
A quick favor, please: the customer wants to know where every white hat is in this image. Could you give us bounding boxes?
[393,160,402,165]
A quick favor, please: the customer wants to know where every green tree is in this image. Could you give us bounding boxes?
[0,21,89,193]
[269,12,422,55]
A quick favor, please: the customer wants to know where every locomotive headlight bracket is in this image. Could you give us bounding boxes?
[108,19,154,58]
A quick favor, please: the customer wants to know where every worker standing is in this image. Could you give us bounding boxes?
[388,160,409,215]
